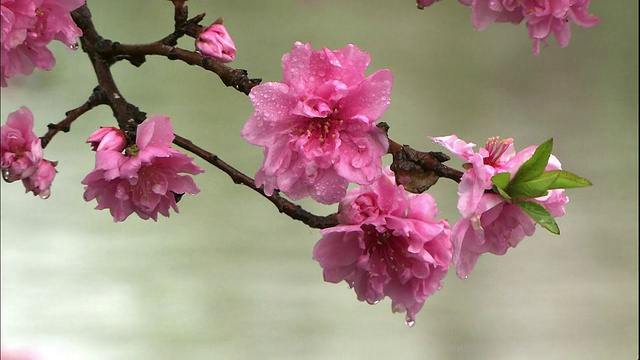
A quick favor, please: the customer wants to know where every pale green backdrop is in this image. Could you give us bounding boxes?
[1,1,638,359]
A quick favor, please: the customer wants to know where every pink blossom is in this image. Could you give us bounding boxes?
[313,168,452,324]
[1,0,85,86]
[1,106,43,181]
[458,0,524,31]
[1,106,59,198]
[195,23,236,63]
[456,0,599,54]
[22,158,56,198]
[86,126,126,152]
[431,135,568,278]
[241,42,392,204]
[82,115,204,222]
[521,0,600,54]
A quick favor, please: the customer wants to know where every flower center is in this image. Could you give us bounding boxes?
[362,224,411,274]
[483,136,513,166]
[290,117,343,146]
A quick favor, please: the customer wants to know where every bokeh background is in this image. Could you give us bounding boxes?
[1,1,637,359]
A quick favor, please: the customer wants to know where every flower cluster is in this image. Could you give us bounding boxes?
[82,116,204,222]
[1,106,56,198]
[241,42,392,204]
[1,0,85,86]
[417,0,599,54]
[431,135,569,279]
[313,168,452,325]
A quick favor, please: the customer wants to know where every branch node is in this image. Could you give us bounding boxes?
[47,123,70,132]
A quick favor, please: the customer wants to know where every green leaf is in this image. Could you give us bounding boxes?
[511,138,554,186]
[491,172,511,190]
[493,185,512,200]
[508,173,558,199]
[537,170,593,189]
[515,200,560,235]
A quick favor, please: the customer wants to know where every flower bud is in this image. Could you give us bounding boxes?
[417,0,438,9]
[87,127,126,152]
[195,23,236,63]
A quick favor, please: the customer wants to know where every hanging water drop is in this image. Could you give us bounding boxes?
[405,315,415,328]
[2,168,10,181]
[69,43,79,50]
[366,299,380,305]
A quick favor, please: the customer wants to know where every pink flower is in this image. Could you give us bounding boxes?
[521,0,600,55]
[1,0,85,87]
[458,0,524,31]
[22,158,56,198]
[81,115,204,222]
[86,126,126,152]
[1,106,43,181]
[195,23,236,63]
[241,42,392,204]
[1,106,59,198]
[313,168,452,325]
[456,0,599,54]
[431,135,568,278]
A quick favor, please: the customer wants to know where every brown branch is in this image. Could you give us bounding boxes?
[72,5,147,140]
[173,134,339,229]
[40,87,107,149]
[109,42,261,95]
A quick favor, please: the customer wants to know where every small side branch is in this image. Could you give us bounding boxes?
[172,134,339,229]
[109,42,261,95]
[40,87,107,149]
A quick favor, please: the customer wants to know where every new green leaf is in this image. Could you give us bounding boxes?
[537,170,593,189]
[515,200,560,235]
[491,172,511,190]
[508,173,558,199]
[511,138,553,186]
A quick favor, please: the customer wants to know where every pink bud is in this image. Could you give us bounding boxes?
[417,0,438,9]
[87,127,126,152]
[195,24,236,63]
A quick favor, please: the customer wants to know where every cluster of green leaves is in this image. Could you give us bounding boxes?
[490,138,592,235]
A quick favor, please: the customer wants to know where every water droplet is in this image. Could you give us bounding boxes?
[405,315,415,328]
[40,192,50,199]
[2,168,11,181]
[366,299,380,305]
[69,43,79,50]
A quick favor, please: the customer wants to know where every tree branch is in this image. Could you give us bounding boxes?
[40,87,107,149]
[173,134,339,229]
[64,2,464,229]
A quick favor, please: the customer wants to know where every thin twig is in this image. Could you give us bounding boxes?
[40,87,107,148]
[173,134,339,229]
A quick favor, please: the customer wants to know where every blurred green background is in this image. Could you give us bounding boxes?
[1,1,637,359]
